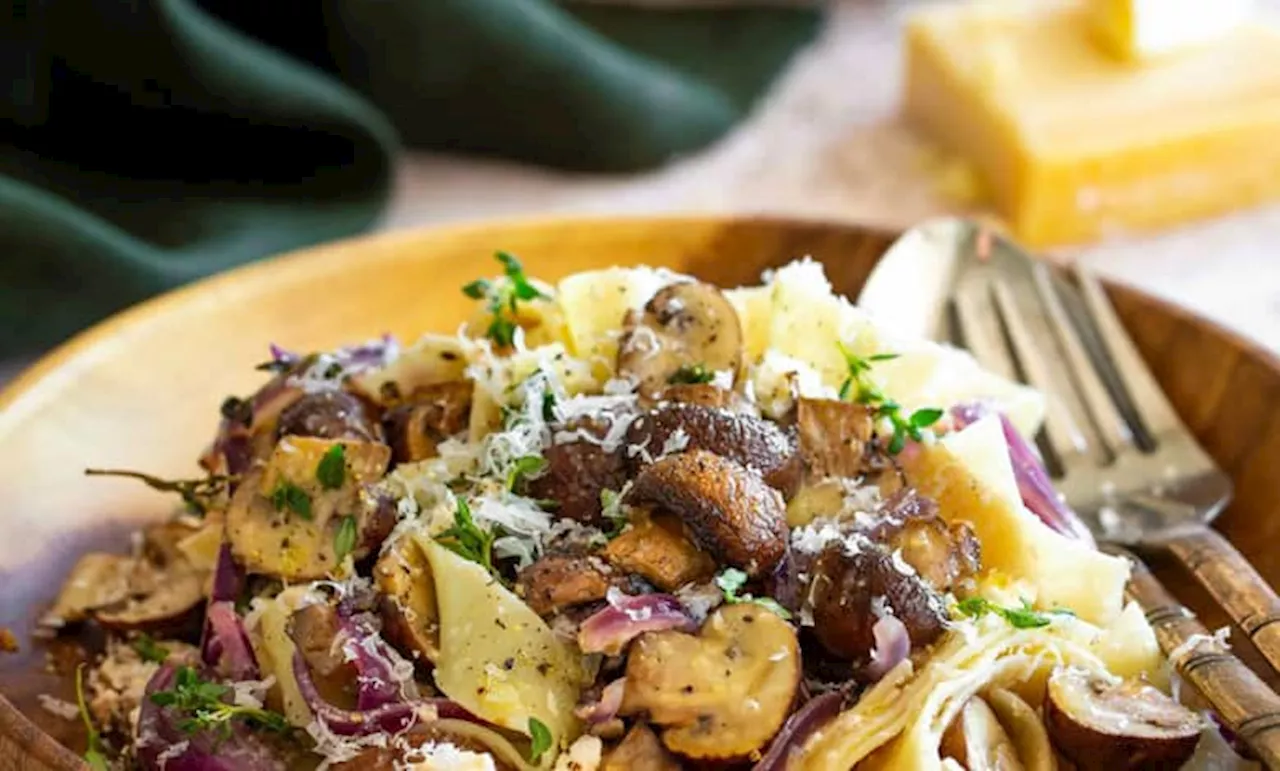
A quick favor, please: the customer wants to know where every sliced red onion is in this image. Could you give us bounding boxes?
[137,663,287,771]
[338,613,407,710]
[752,692,845,771]
[267,343,299,367]
[202,601,259,682]
[333,334,399,372]
[951,403,1096,547]
[202,374,301,476]
[211,543,244,604]
[291,652,475,736]
[575,678,626,724]
[863,615,911,683]
[577,592,697,656]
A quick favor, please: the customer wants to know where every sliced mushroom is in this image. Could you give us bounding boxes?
[374,535,440,665]
[621,603,801,760]
[277,390,384,443]
[1045,667,1202,771]
[93,561,205,633]
[523,424,630,525]
[141,517,204,567]
[602,723,682,771]
[617,281,745,397]
[382,380,472,464]
[602,510,716,592]
[941,696,1025,771]
[227,436,392,580]
[625,450,787,578]
[859,491,981,593]
[808,539,947,665]
[516,554,612,617]
[796,397,877,480]
[985,688,1057,771]
[625,403,802,497]
[41,553,136,627]
[653,383,756,415]
[289,603,359,706]
[786,478,850,528]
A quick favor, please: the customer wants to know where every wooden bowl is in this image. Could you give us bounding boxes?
[2,216,1277,770]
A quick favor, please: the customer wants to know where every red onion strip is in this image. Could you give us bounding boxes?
[202,601,260,682]
[577,593,697,656]
[291,652,478,737]
[863,615,911,682]
[752,692,845,771]
[575,678,626,724]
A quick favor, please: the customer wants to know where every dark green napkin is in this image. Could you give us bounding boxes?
[1,0,821,355]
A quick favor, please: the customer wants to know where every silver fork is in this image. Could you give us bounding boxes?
[866,218,1280,677]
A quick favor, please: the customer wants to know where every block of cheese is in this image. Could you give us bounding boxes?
[1088,0,1257,61]
[905,0,1280,247]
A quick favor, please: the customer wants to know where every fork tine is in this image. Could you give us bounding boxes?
[1075,267,1183,440]
[951,286,1018,382]
[1031,263,1135,457]
[989,279,1101,469]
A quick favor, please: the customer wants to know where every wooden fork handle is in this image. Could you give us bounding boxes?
[1160,526,1280,677]
[1114,546,1280,768]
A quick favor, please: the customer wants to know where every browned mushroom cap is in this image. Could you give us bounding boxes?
[289,603,359,706]
[227,436,392,580]
[601,510,716,592]
[375,535,440,666]
[796,397,878,480]
[523,425,629,525]
[621,603,801,761]
[516,554,613,617]
[626,450,787,578]
[617,281,745,397]
[383,381,472,464]
[1045,668,1203,771]
[858,491,981,593]
[941,696,1025,771]
[625,403,802,498]
[277,390,384,443]
[808,538,947,664]
[602,723,682,771]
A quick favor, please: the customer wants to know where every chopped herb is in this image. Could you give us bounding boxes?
[668,363,715,385]
[254,359,294,373]
[132,634,169,664]
[219,396,253,427]
[714,568,792,621]
[600,489,628,539]
[269,480,312,520]
[149,665,289,739]
[316,444,346,490]
[835,344,943,454]
[955,597,1073,629]
[84,469,233,515]
[76,664,109,770]
[506,455,549,492]
[435,498,499,580]
[528,717,553,764]
[333,515,358,564]
[461,252,548,347]
[541,390,557,422]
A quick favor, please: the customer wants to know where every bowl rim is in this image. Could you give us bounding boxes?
[4,213,1279,770]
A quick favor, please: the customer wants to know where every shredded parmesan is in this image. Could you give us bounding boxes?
[37,694,79,721]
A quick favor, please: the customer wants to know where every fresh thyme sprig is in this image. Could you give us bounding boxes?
[316,444,346,490]
[269,480,312,520]
[84,469,233,515]
[528,717,553,764]
[132,634,170,664]
[435,498,500,580]
[714,568,792,620]
[462,252,548,348]
[835,343,944,454]
[76,664,109,770]
[333,515,358,564]
[148,665,289,739]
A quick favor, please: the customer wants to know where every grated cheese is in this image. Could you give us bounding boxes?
[36,694,78,721]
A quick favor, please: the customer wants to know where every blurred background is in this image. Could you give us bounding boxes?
[5,0,1280,381]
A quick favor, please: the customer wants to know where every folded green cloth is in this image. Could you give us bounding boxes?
[1,0,821,355]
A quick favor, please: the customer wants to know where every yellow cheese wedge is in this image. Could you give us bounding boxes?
[1089,0,1257,61]
[905,0,1280,246]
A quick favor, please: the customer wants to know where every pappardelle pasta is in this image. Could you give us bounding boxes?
[45,256,1240,770]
